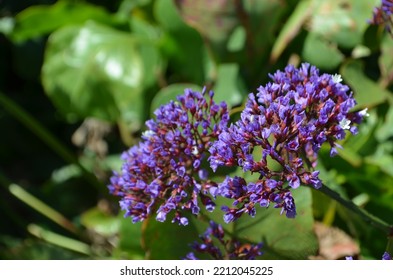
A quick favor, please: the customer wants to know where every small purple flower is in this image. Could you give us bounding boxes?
[109,89,229,225]
[347,252,392,260]
[382,252,392,260]
[209,63,364,221]
[185,221,263,260]
[370,0,393,34]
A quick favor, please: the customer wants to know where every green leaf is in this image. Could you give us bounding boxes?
[213,63,246,106]
[309,0,380,49]
[42,22,145,128]
[340,60,390,109]
[302,33,344,70]
[233,187,318,259]
[227,26,246,52]
[375,106,393,142]
[113,217,144,259]
[142,217,199,259]
[11,1,116,42]
[150,83,202,114]
[365,142,393,178]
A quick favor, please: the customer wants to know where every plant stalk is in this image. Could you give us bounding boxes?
[317,183,392,235]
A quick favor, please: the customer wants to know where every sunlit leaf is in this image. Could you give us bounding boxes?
[42,22,145,128]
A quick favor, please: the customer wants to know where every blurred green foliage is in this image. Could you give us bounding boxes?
[0,0,392,260]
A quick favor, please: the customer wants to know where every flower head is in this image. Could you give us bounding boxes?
[109,88,229,225]
[209,63,364,221]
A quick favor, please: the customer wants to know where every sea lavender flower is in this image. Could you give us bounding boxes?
[209,63,364,221]
[346,252,392,260]
[382,252,392,260]
[370,0,393,34]
[109,88,229,225]
[184,221,263,260]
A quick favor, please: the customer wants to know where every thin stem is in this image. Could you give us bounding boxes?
[302,152,392,235]
[28,224,91,255]
[0,91,102,192]
[8,183,79,235]
[316,183,392,235]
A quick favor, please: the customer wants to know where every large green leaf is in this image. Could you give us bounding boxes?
[10,0,116,42]
[42,22,145,127]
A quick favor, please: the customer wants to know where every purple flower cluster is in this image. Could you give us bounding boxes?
[209,63,364,221]
[370,0,393,34]
[382,251,392,260]
[184,221,263,260]
[346,252,392,260]
[109,88,229,225]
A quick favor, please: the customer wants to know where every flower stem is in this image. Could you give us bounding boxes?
[316,183,392,235]
[0,91,103,192]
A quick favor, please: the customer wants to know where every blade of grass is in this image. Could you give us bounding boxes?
[8,183,79,235]
[28,224,91,256]
[270,0,313,63]
[0,91,103,192]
